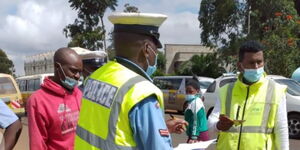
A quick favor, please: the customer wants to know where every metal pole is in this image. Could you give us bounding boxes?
[100,15,107,53]
[248,5,251,34]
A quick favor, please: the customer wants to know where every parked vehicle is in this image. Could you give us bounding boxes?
[203,74,300,139]
[16,73,53,112]
[0,73,24,116]
[153,76,214,113]
[267,75,300,139]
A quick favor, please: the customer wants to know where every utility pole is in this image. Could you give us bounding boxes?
[248,5,251,34]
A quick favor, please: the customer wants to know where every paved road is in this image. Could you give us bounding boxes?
[13,114,300,150]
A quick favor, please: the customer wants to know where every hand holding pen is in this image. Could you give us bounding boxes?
[166,114,188,134]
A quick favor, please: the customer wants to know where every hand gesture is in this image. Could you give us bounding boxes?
[216,114,234,131]
[166,118,188,134]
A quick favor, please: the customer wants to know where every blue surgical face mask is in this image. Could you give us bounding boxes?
[57,63,78,90]
[185,94,197,102]
[243,67,264,83]
[145,46,158,76]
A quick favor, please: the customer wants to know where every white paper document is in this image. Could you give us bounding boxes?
[173,139,216,150]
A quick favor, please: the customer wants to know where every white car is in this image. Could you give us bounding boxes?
[203,74,300,139]
[154,76,214,113]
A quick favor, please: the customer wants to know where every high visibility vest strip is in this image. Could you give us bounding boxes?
[216,76,286,150]
[75,61,164,150]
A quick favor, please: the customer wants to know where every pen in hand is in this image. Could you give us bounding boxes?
[170,114,176,119]
[236,106,240,120]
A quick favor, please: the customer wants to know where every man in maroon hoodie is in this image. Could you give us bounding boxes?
[27,48,83,150]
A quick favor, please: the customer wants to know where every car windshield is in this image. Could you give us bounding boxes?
[274,79,300,96]
[199,81,213,89]
[0,77,17,95]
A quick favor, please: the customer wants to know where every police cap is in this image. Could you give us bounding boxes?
[81,51,107,67]
[108,12,167,48]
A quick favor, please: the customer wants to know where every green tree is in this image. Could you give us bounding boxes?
[176,54,226,78]
[153,51,166,76]
[64,0,118,51]
[199,0,300,77]
[262,10,300,77]
[0,49,15,75]
[123,3,140,13]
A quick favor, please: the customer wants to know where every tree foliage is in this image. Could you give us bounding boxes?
[64,0,118,51]
[199,0,300,77]
[0,49,15,75]
[262,9,300,76]
[153,52,167,76]
[176,54,226,78]
[123,3,140,13]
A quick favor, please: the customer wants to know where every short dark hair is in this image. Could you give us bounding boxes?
[239,40,264,62]
[186,76,200,90]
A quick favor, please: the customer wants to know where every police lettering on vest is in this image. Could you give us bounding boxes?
[83,78,118,108]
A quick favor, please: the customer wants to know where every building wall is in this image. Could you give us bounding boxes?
[24,47,93,76]
[165,44,214,74]
[24,51,55,76]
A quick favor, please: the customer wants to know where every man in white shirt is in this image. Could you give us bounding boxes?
[208,40,289,150]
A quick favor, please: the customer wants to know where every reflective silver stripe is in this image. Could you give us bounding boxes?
[107,76,146,145]
[76,125,136,150]
[261,80,275,129]
[224,79,276,135]
[225,126,273,134]
[225,83,234,116]
[77,76,146,150]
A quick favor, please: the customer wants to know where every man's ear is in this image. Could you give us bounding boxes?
[54,62,59,70]
[237,61,243,73]
[142,42,150,58]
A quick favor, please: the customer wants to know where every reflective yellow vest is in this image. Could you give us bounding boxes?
[217,75,286,150]
[75,61,164,150]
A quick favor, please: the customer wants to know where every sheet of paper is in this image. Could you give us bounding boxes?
[173,139,216,150]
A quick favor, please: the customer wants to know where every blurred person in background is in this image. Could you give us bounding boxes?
[0,99,22,150]
[184,76,209,143]
[79,51,107,91]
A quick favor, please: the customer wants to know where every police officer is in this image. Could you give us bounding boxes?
[75,13,187,150]
[208,41,289,150]
[81,51,107,79]
[79,51,107,91]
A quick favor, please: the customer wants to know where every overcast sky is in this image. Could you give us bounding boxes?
[0,0,202,76]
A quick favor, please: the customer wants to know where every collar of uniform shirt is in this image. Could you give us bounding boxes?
[115,56,153,82]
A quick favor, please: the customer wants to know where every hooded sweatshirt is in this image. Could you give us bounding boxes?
[27,77,82,150]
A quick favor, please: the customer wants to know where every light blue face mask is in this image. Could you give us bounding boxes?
[57,63,78,90]
[145,46,158,76]
[243,67,264,83]
[186,93,201,102]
